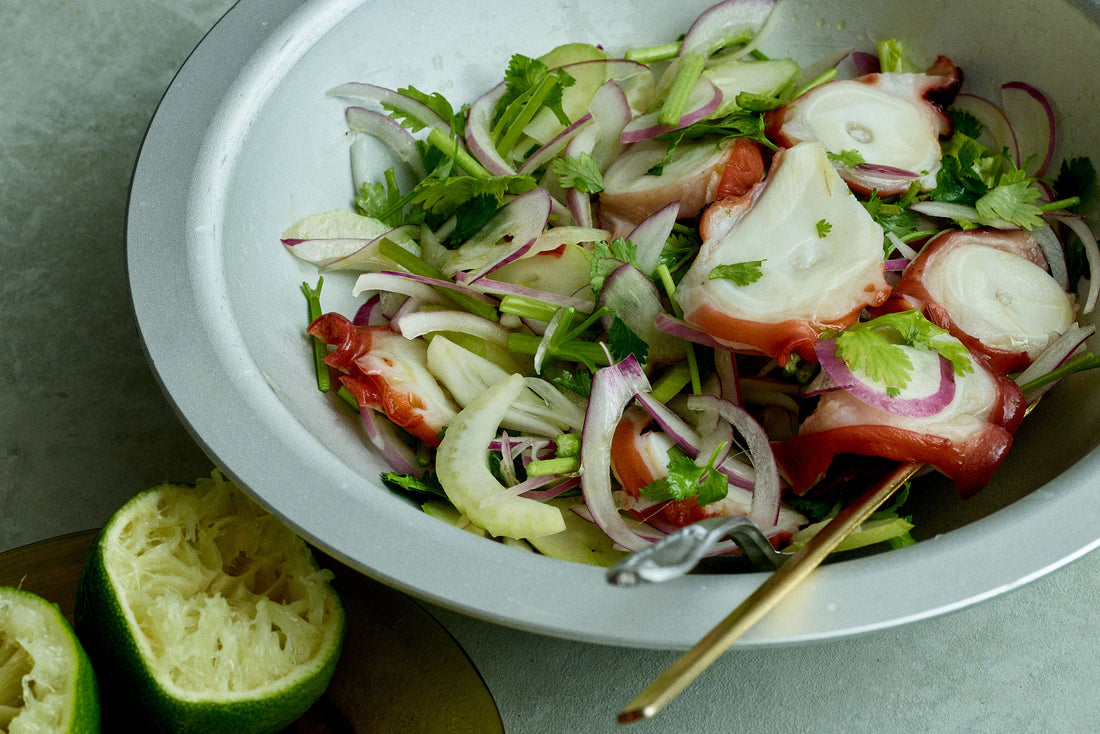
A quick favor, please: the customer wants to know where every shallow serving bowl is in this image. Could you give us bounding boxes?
[128,0,1100,648]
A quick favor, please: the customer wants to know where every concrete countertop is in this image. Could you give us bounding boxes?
[2,1,1098,731]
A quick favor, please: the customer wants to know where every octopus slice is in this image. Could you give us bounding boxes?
[308,312,457,446]
[884,229,1076,374]
[770,56,962,195]
[598,137,764,232]
[775,345,1026,498]
[675,141,891,365]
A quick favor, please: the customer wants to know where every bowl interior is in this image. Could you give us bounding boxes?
[133,0,1100,648]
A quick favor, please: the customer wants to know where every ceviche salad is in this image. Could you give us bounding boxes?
[283,0,1100,567]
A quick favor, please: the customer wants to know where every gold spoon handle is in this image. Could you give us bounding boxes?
[618,460,922,724]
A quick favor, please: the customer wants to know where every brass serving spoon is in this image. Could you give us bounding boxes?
[612,460,921,724]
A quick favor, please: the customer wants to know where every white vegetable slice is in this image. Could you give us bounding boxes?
[775,75,949,190]
[675,141,889,363]
[426,336,583,436]
[435,373,566,539]
[923,243,1075,357]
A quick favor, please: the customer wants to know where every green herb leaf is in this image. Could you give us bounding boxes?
[387,86,459,132]
[816,219,832,238]
[827,149,866,167]
[1053,157,1097,212]
[640,444,729,506]
[832,310,973,396]
[709,259,765,286]
[381,471,449,500]
[949,108,984,140]
[974,167,1044,230]
[608,316,649,366]
[589,238,638,295]
[551,153,605,194]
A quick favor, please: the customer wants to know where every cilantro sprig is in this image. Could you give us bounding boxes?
[492,54,576,159]
[709,259,765,286]
[640,443,730,506]
[829,310,972,397]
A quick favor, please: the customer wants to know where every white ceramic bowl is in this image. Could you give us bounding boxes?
[128,0,1100,648]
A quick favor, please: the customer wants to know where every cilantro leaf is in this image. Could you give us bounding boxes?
[492,54,575,156]
[640,444,729,506]
[974,169,1044,230]
[648,109,775,176]
[709,259,765,286]
[827,149,866,167]
[832,310,973,397]
[356,169,407,227]
[816,219,832,238]
[1053,157,1097,213]
[835,327,914,396]
[589,238,638,295]
[949,108,984,140]
[551,153,605,194]
[388,85,460,133]
[549,366,592,397]
[862,189,923,255]
[381,471,448,500]
[608,316,649,366]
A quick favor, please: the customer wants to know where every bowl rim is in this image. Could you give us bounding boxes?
[127,0,1100,650]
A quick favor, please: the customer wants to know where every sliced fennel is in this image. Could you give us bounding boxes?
[435,374,567,539]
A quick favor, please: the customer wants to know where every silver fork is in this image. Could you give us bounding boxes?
[606,514,790,585]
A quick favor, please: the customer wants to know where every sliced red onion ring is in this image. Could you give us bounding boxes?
[1031,223,1070,291]
[460,276,596,314]
[1001,81,1057,178]
[685,393,780,530]
[680,0,780,59]
[353,270,499,311]
[465,82,517,175]
[352,295,386,326]
[327,82,452,132]
[579,357,656,552]
[1014,322,1097,400]
[851,50,880,76]
[837,162,921,195]
[358,406,422,476]
[1049,213,1100,314]
[620,77,723,143]
[654,313,745,350]
[814,338,957,417]
[634,391,755,489]
[345,107,427,178]
[626,201,679,277]
[517,114,592,175]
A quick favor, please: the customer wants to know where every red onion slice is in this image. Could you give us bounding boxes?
[626,201,679,277]
[465,82,518,175]
[1049,213,1100,314]
[620,77,723,143]
[814,338,957,417]
[579,357,656,552]
[345,107,427,178]
[680,0,781,59]
[1001,81,1057,178]
[685,393,780,530]
[327,82,452,132]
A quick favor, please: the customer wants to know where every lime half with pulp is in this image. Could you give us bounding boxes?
[75,473,345,733]
[0,585,100,733]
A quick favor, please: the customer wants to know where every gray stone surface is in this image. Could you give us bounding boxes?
[3,1,1099,731]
